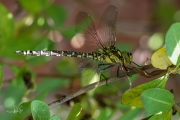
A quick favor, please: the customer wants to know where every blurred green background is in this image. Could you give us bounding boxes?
[0,0,180,119]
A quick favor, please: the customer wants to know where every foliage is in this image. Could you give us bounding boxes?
[0,1,180,120]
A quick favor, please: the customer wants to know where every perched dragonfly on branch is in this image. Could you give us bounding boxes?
[16,5,138,85]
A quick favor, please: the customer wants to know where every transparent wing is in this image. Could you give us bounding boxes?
[75,12,104,52]
[98,5,118,47]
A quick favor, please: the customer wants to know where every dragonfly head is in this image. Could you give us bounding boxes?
[121,51,133,65]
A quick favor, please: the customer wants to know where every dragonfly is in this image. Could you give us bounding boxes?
[16,5,137,84]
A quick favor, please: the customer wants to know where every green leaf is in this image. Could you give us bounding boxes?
[141,88,174,114]
[12,101,31,120]
[31,100,50,120]
[3,78,26,109]
[0,65,2,87]
[36,78,70,92]
[12,88,49,120]
[60,26,76,40]
[121,75,168,107]
[0,3,14,53]
[96,108,113,120]
[3,77,26,120]
[33,38,54,50]
[155,1,177,26]
[81,68,99,87]
[34,87,49,100]
[19,0,49,13]
[151,47,173,70]
[67,103,82,120]
[57,58,78,76]
[50,115,61,120]
[45,5,67,27]
[165,22,180,65]
[4,36,41,58]
[119,108,142,120]
[149,109,172,120]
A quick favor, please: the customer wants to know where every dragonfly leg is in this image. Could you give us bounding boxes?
[132,61,141,67]
[125,61,141,71]
[117,64,132,89]
[122,64,132,77]
[117,64,120,77]
[122,64,129,72]
[117,64,127,77]
[98,64,114,73]
[123,61,140,72]
[100,74,108,84]
[98,63,114,85]
[124,66,132,72]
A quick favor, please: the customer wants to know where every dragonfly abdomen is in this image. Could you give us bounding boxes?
[16,50,132,64]
[15,50,102,60]
[53,51,103,61]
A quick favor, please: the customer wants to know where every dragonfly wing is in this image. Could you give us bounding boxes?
[75,12,103,51]
[98,5,118,47]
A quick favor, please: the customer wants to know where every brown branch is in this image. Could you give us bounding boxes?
[48,64,167,109]
[173,103,180,114]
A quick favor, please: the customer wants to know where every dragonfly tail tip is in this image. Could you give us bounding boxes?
[15,51,23,54]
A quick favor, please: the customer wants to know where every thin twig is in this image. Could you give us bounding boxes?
[48,64,167,109]
[173,103,180,114]
[48,76,123,109]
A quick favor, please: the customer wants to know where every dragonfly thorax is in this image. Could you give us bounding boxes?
[95,46,132,65]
